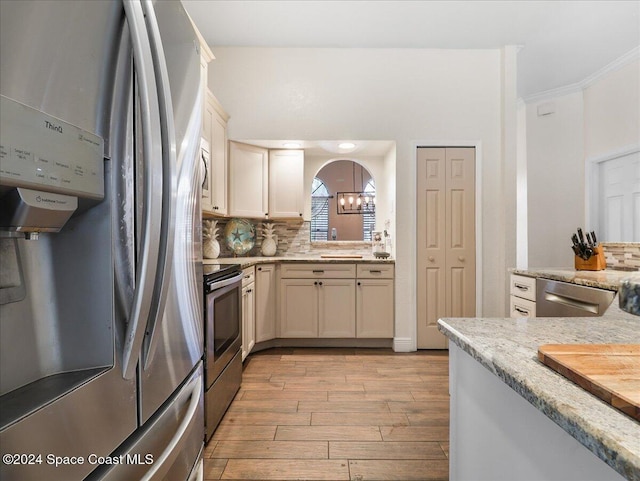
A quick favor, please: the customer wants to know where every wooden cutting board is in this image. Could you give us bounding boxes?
[538,344,640,421]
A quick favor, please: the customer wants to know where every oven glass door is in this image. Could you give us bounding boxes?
[205,277,241,387]
[212,285,240,356]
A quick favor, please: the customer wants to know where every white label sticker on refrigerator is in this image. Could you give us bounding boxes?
[0,95,104,200]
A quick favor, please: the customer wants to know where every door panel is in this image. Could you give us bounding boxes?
[417,148,446,348]
[445,148,475,324]
[280,279,317,337]
[87,365,203,481]
[450,189,465,248]
[356,279,394,338]
[255,264,276,343]
[318,279,356,338]
[139,0,203,424]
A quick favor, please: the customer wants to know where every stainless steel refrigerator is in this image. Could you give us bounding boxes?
[0,1,205,480]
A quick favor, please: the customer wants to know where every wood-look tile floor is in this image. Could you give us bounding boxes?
[204,347,450,481]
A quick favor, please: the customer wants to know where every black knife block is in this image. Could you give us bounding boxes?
[574,246,607,271]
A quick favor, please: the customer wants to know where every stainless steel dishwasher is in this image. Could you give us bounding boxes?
[536,278,616,317]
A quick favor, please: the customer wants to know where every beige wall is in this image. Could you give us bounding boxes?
[584,59,640,160]
[526,92,585,268]
[209,47,509,349]
[525,54,639,267]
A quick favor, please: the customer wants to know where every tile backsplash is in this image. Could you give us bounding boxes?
[203,219,373,258]
[602,242,640,269]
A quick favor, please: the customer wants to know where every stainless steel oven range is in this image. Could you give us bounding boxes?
[203,264,243,442]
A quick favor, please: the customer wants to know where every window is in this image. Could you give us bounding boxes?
[363,179,376,241]
[311,177,330,241]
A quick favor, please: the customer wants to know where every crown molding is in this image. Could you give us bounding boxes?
[523,46,640,104]
[581,45,639,90]
[523,82,583,105]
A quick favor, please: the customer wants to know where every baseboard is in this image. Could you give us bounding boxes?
[393,337,415,352]
[252,338,393,353]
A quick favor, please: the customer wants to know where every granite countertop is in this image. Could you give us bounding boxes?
[203,255,395,268]
[437,301,640,480]
[512,267,639,291]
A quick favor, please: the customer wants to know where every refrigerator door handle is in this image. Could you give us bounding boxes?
[140,0,178,369]
[122,0,164,380]
[141,374,202,481]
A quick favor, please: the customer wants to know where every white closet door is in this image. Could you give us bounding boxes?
[598,151,640,242]
[417,147,476,349]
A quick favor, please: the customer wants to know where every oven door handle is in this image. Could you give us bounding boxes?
[207,272,244,292]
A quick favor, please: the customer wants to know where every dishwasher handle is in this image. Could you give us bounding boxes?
[543,292,599,315]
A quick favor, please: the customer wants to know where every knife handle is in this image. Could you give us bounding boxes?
[586,232,593,247]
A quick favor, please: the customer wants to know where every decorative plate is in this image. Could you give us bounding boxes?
[224,218,256,256]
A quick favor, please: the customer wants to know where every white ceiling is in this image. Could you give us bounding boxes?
[183,0,640,99]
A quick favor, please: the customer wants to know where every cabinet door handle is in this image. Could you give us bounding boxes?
[357,282,361,286]
[514,306,529,315]
[312,270,325,274]
[258,267,262,271]
[319,282,323,286]
[370,270,382,274]
[428,256,435,262]
[514,283,529,291]
[314,281,318,286]
[458,256,465,262]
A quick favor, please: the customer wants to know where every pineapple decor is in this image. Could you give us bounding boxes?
[202,219,220,259]
[260,222,278,257]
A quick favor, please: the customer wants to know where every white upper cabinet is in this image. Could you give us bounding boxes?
[194,21,216,215]
[208,92,229,215]
[229,141,269,218]
[202,92,229,215]
[268,150,304,219]
[228,144,305,219]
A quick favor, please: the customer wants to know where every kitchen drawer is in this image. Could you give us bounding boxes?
[280,263,356,279]
[509,295,536,318]
[510,274,536,302]
[356,263,394,279]
[242,266,255,287]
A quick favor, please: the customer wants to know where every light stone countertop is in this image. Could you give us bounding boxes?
[203,255,395,269]
[437,301,640,481]
[512,267,638,291]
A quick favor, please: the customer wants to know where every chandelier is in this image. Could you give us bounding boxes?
[336,192,375,214]
[336,162,375,215]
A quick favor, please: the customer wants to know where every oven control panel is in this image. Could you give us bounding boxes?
[0,95,104,200]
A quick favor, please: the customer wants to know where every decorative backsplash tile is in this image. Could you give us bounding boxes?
[602,243,640,269]
[203,219,373,258]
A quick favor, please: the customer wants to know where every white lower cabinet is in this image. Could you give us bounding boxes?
[356,279,394,338]
[318,279,356,338]
[279,263,393,339]
[242,267,256,361]
[510,274,536,318]
[279,279,318,337]
[255,264,276,343]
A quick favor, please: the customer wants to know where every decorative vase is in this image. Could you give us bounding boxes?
[261,222,278,257]
[203,219,220,259]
